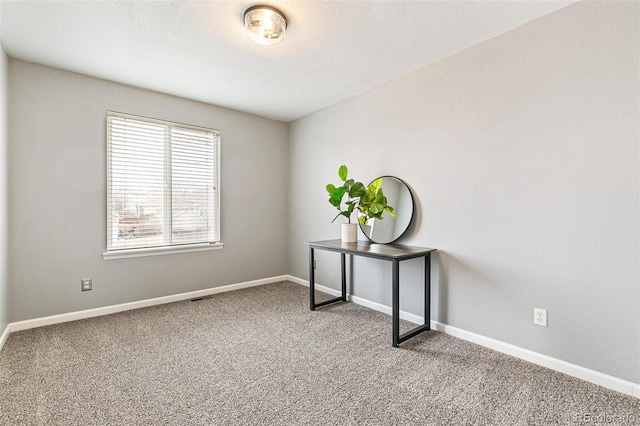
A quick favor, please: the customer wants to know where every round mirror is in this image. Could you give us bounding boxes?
[359,176,414,244]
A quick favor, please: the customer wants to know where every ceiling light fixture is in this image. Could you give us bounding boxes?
[243,5,287,46]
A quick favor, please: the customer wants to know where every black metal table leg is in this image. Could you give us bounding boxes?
[395,253,432,346]
[392,259,400,347]
[424,253,431,330]
[309,247,315,310]
[309,246,347,310]
[341,253,347,301]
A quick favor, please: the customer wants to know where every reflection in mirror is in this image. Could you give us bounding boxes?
[359,176,414,244]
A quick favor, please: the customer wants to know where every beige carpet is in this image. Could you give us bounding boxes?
[1,281,638,425]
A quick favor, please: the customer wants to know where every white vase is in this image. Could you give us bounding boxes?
[360,224,372,239]
[341,223,357,243]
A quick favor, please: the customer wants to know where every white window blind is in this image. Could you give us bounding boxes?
[106,111,220,253]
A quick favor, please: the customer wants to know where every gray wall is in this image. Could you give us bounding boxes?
[9,60,288,322]
[0,33,9,333]
[288,1,639,383]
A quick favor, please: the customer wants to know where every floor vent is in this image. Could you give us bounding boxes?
[190,295,214,302]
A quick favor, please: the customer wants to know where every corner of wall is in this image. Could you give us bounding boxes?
[284,121,292,275]
[0,322,9,351]
[0,42,10,336]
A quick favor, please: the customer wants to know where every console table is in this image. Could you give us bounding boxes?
[306,239,437,347]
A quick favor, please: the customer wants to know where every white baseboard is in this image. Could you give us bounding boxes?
[429,321,638,397]
[288,275,640,399]
[0,323,9,351]
[9,275,289,333]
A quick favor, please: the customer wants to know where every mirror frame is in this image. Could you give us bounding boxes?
[359,175,415,244]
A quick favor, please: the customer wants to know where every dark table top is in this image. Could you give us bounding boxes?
[305,239,436,261]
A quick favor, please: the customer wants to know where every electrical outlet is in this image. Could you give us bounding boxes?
[534,308,547,327]
[81,278,92,292]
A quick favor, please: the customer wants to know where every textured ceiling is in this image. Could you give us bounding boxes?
[0,1,576,122]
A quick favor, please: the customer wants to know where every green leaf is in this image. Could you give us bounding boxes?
[326,184,336,194]
[385,206,397,217]
[338,165,348,181]
[344,179,354,191]
[363,181,378,199]
[331,186,346,200]
[374,193,387,204]
[350,181,365,197]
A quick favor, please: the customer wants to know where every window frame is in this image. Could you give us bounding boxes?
[103,111,222,260]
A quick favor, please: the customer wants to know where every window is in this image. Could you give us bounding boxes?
[104,111,221,259]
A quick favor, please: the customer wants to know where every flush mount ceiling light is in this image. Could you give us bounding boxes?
[243,5,287,46]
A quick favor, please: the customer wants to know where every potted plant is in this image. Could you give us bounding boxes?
[356,177,397,239]
[326,165,396,242]
[326,165,365,242]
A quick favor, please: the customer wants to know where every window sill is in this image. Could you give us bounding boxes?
[103,242,223,260]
